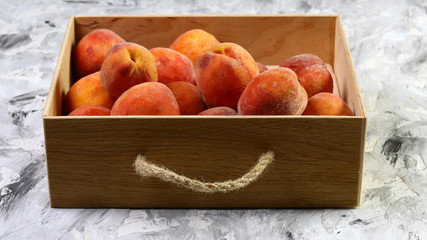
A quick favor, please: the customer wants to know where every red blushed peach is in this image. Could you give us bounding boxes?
[280,54,333,97]
[302,92,353,116]
[65,72,116,114]
[196,42,259,109]
[68,105,111,116]
[166,81,207,115]
[170,29,220,66]
[111,82,179,115]
[279,53,324,73]
[150,48,196,85]
[74,29,125,77]
[198,107,238,116]
[100,42,158,98]
[257,62,269,73]
[238,68,308,115]
[298,63,333,98]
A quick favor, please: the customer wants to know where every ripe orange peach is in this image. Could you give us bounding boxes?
[198,107,238,116]
[166,81,207,115]
[279,53,324,73]
[150,47,196,85]
[170,29,220,66]
[302,92,353,116]
[280,54,333,98]
[74,29,125,77]
[238,68,308,115]
[68,105,111,116]
[100,42,158,98]
[65,72,116,114]
[111,82,179,115]
[196,42,259,109]
[297,63,333,98]
[257,62,269,73]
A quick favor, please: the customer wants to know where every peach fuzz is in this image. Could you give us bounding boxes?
[150,48,196,85]
[166,81,207,115]
[280,54,333,98]
[302,92,353,116]
[74,29,125,78]
[65,72,116,114]
[100,42,158,98]
[196,42,259,109]
[111,82,179,116]
[238,68,308,115]
[198,107,238,116]
[297,63,333,98]
[279,53,324,74]
[68,105,111,116]
[170,29,220,66]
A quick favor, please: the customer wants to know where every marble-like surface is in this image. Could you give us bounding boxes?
[1,0,426,239]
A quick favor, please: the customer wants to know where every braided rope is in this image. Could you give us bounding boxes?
[134,151,275,193]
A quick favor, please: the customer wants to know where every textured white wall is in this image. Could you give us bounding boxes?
[0,0,426,239]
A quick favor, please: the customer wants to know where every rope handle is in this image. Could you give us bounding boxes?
[134,151,275,193]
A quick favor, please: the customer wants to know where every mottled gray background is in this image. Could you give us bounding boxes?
[1,0,426,239]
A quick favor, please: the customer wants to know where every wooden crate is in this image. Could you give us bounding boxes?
[43,15,366,208]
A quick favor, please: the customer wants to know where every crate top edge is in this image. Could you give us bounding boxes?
[72,14,340,19]
[43,115,365,120]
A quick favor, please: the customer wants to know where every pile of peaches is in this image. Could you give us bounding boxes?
[66,28,353,116]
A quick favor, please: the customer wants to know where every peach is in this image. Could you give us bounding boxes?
[111,82,179,115]
[196,42,259,109]
[198,107,238,116]
[65,72,116,114]
[74,29,125,77]
[302,92,353,116]
[100,42,158,98]
[238,68,308,115]
[279,53,324,73]
[297,63,333,98]
[257,62,269,73]
[280,54,333,98]
[150,47,196,85]
[166,81,207,115]
[68,105,111,116]
[170,29,220,66]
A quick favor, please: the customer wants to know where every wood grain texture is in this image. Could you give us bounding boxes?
[43,15,367,208]
[74,15,336,66]
[44,116,364,208]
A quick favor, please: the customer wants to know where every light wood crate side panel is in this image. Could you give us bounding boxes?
[44,117,363,208]
[334,17,367,205]
[73,15,336,65]
[43,16,75,117]
[334,17,366,117]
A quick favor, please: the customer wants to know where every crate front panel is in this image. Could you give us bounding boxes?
[44,117,363,208]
